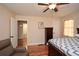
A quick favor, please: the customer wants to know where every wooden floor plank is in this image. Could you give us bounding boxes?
[28,44,48,56]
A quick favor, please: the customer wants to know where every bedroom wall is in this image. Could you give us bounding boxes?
[52,18,62,38]
[15,15,62,45]
[61,11,79,36]
[0,5,15,41]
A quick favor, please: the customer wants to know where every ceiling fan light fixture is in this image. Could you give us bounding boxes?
[49,3,56,9]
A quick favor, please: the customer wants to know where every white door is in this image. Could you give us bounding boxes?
[10,17,18,48]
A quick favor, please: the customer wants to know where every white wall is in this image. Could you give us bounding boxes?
[52,18,62,38]
[16,15,61,45]
[0,5,15,41]
[23,23,27,38]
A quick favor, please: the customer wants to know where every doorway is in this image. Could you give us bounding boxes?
[17,21,27,48]
[45,27,53,45]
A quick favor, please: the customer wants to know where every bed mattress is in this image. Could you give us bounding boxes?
[49,36,79,56]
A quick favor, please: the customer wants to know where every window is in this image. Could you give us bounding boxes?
[64,20,74,37]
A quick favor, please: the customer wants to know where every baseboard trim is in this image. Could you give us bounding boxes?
[28,42,45,46]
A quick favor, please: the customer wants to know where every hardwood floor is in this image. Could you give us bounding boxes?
[18,39,48,56]
[28,44,48,56]
[18,38,27,48]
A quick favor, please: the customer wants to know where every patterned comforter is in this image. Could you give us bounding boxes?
[49,36,79,56]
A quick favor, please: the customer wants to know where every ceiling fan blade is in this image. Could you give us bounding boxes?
[38,3,48,6]
[57,3,69,5]
[43,8,49,13]
[54,7,58,12]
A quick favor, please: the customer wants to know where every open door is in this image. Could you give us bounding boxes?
[10,17,18,48]
[18,21,27,47]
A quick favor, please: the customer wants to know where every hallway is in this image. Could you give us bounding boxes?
[18,38,27,48]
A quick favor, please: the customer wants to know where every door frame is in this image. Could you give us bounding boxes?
[17,20,27,41]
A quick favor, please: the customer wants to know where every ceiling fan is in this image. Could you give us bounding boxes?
[38,3,69,13]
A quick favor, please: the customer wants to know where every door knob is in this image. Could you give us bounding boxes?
[10,36,14,38]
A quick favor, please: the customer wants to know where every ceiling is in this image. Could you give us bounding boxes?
[2,3,79,17]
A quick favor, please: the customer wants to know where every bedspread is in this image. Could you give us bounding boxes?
[49,37,79,56]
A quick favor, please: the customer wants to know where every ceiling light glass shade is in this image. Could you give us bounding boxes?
[49,4,56,9]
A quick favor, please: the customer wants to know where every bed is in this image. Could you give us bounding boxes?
[48,36,79,56]
[48,28,79,56]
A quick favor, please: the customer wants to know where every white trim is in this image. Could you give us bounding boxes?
[28,42,45,46]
